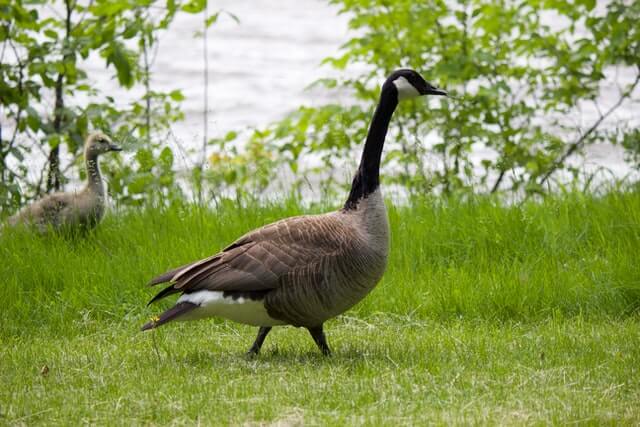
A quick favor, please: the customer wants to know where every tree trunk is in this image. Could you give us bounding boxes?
[46,73,64,192]
[46,0,73,193]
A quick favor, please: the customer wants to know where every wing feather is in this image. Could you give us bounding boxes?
[148,261,198,286]
[146,213,350,304]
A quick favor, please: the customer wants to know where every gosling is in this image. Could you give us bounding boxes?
[6,132,122,233]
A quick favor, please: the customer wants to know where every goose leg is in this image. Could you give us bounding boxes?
[307,325,331,356]
[247,326,272,356]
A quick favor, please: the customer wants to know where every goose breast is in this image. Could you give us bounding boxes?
[265,191,390,327]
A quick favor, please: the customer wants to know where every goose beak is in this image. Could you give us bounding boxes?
[425,86,447,96]
[109,144,123,152]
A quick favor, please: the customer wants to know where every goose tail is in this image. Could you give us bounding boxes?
[141,302,197,331]
[146,284,180,306]
[147,264,189,286]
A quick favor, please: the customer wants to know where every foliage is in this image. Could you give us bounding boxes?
[0,0,213,213]
[219,0,640,198]
[201,130,279,202]
[621,128,640,171]
[204,107,369,201]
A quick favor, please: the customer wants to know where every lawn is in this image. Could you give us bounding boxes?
[1,191,639,425]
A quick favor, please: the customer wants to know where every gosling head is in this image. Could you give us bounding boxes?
[385,69,447,102]
[84,132,122,157]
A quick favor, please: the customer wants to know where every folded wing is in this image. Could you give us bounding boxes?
[147,214,349,304]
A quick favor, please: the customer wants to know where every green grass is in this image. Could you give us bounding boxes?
[1,191,640,425]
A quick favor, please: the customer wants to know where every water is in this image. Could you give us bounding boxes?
[84,0,352,162]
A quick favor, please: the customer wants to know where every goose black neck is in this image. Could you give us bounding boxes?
[344,85,398,210]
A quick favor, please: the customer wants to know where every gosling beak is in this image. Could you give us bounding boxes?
[109,144,123,152]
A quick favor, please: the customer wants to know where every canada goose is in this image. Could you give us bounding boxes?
[142,69,447,355]
[6,132,122,233]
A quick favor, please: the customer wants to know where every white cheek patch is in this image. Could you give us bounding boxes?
[393,76,421,101]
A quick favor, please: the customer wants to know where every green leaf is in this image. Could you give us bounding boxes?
[181,0,206,14]
[159,146,174,169]
[105,42,134,87]
[25,107,41,132]
[224,131,238,142]
[169,89,185,101]
[135,149,154,172]
[128,173,154,194]
[47,135,61,149]
[43,29,58,39]
[205,12,220,28]
[10,146,25,162]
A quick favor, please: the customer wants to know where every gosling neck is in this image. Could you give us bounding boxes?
[84,150,105,195]
[344,85,398,210]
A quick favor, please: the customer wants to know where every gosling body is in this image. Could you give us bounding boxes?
[6,132,121,233]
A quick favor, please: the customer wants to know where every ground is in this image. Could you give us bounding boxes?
[2,192,639,425]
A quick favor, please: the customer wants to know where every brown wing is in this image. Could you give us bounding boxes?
[146,213,350,303]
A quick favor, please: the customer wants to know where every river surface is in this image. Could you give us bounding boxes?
[85,0,353,163]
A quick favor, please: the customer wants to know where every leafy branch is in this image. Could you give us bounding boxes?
[538,68,640,187]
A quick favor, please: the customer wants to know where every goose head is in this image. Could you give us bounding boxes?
[385,69,447,102]
[85,132,122,156]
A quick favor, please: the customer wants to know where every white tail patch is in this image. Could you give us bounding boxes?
[177,290,285,326]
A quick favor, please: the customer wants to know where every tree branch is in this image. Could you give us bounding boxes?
[538,70,640,187]
[490,169,506,194]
